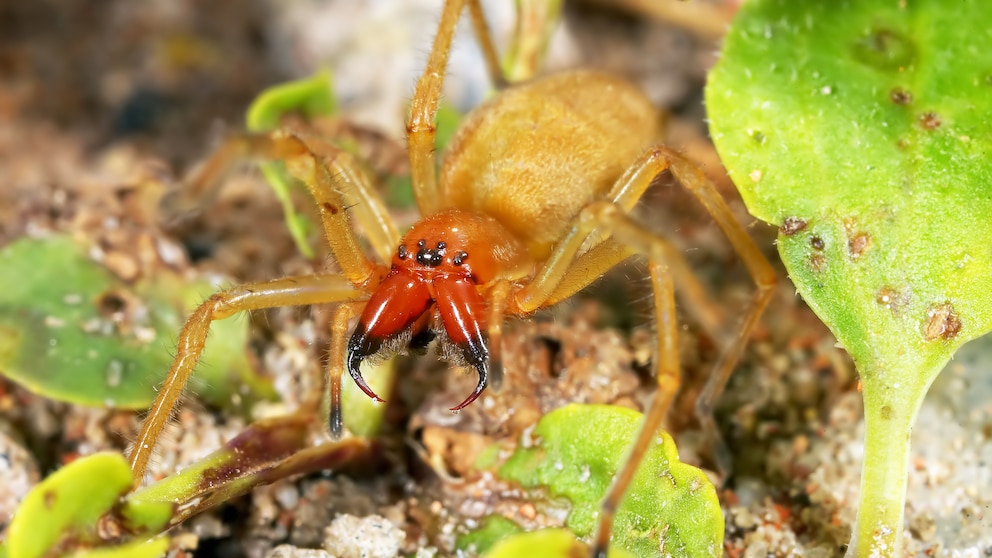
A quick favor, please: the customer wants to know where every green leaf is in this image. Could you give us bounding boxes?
[706,1,992,556]
[338,357,396,438]
[0,235,273,410]
[481,529,634,558]
[246,70,336,132]
[496,405,722,558]
[5,453,171,558]
[456,515,524,555]
[245,71,337,258]
[434,103,463,155]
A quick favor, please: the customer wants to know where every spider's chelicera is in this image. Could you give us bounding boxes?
[346,210,524,414]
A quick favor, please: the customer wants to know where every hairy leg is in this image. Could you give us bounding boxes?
[575,200,772,557]
[507,147,775,555]
[129,275,366,484]
[502,0,562,83]
[484,279,512,390]
[161,132,394,284]
[514,148,729,342]
[408,0,506,215]
[466,0,507,88]
[326,303,358,439]
[300,136,400,264]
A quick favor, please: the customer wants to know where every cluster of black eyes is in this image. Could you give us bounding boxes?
[397,240,467,268]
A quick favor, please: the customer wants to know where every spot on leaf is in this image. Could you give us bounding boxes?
[922,302,962,341]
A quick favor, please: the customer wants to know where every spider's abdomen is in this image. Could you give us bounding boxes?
[439,70,661,261]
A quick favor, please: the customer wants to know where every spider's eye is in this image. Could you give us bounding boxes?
[416,241,445,267]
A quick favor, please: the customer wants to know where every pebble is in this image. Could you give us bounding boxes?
[323,514,405,558]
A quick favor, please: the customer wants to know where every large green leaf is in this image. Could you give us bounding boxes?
[707,1,992,556]
[0,235,273,409]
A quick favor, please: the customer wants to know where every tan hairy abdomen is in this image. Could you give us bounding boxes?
[440,71,661,260]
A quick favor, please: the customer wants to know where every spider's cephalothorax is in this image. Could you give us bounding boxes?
[347,208,530,411]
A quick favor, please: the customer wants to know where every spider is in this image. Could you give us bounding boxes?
[128,0,776,555]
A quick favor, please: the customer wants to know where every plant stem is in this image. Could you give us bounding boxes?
[846,375,929,558]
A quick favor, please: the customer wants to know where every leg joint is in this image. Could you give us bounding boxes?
[580,200,621,227]
[639,145,676,173]
[406,120,436,137]
[207,292,237,320]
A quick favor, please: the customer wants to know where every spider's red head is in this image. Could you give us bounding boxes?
[343,209,528,430]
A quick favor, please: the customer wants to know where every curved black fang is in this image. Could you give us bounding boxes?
[450,336,489,411]
[331,325,386,438]
[416,240,446,267]
[346,325,385,402]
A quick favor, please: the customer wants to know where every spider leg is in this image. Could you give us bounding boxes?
[133,129,407,484]
[466,0,507,88]
[543,235,726,343]
[506,147,775,556]
[162,132,397,282]
[485,280,512,390]
[578,198,773,557]
[326,303,360,439]
[300,136,400,264]
[408,0,506,216]
[502,0,562,84]
[575,203,698,557]
[128,274,368,485]
[513,148,728,342]
[260,132,392,286]
[666,150,778,472]
[598,149,776,555]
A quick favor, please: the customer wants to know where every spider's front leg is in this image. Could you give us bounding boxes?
[163,131,399,280]
[128,274,367,484]
[133,129,403,482]
[407,0,505,216]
